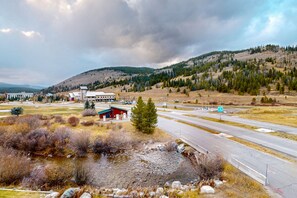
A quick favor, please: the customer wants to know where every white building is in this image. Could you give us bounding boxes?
[69,86,115,102]
[6,92,34,100]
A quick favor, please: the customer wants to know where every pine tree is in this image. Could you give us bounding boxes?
[11,107,23,116]
[90,101,95,109]
[84,100,90,109]
[142,98,157,134]
[131,97,145,131]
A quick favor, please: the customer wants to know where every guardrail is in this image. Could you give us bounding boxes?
[228,157,268,185]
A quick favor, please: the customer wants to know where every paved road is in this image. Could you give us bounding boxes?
[158,111,297,159]
[189,110,297,135]
[158,117,297,198]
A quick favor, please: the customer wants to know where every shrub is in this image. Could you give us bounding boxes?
[81,120,94,126]
[8,123,31,134]
[68,116,80,127]
[49,127,72,155]
[92,137,111,154]
[81,109,97,117]
[73,161,93,186]
[0,148,31,184]
[23,164,72,190]
[16,115,42,131]
[21,128,51,152]
[192,155,224,180]
[71,132,90,157]
[54,115,66,124]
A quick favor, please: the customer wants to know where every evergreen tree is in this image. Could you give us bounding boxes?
[90,101,95,109]
[131,97,145,131]
[84,100,90,109]
[11,107,23,116]
[142,98,158,134]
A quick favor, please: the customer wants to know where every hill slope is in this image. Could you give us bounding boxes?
[44,45,297,96]
[0,82,43,93]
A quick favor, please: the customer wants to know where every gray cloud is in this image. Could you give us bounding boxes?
[0,0,296,85]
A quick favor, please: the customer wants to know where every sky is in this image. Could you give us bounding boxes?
[0,0,297,86]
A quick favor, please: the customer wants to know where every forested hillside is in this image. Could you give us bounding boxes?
[45,45,297,96]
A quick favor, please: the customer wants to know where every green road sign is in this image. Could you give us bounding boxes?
[217,106,224,113]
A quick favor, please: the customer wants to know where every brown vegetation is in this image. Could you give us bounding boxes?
[68,116,80,127]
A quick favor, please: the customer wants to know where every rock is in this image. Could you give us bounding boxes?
[172,181,182,189]
[130,190,138,197]
[48,154,53,158]
[214,179,223,187]
[80,192,91,198]
[139,192,144,197]
[156,187,164,196]
[160,196,168,198]
[164,181,170,188]
[177,144,185,153]
[181,185,190,191]
[200,185,215,194]
[149,191,156,197]
[116,189,128,195]
[45,192,59,198]
[61,188,79,198]
[157,144,166,151]
[67,154,72,158]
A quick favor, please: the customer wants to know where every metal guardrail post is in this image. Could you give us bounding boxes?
[265,164,269,186]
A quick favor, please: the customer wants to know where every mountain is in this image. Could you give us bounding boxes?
[44,44,297,96]
[43,66,154,93]
[0,82,44,93]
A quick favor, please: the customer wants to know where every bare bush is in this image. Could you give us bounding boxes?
[8,123,31,134]
[16,115,42,130]
[54,115,66,124]
[23,164,72,190]
[81,109,97,117]
[81,120,94,126]
[21,128,51,152]
[105,128,132,152]
[0,148,31,184]
[71,132,90,157]
[192,155,224,180]
[164,141,178,152]
[92,137,111,154]
[68,116,80,127]
[2,116,17,125]
[49,127,72,155]
[73,161,93,186]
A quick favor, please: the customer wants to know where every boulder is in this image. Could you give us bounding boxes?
[61,188,79,198]
[200,185,215,194]
[214,179,223,187]
[160,196,169,198]
[149,191,156,197]
[177,144,185,153]
[139,192,144,197]
[115,189,128,195]
[164,181,171,188]
[156,187,164,196]
[80,192,91,198]
[45,192,59,198]
[172,181,182,189]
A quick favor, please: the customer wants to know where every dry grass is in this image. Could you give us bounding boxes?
[229,137,295,163]
[218,163,270,198]
[196,116,258,131]
[268,132,297,142]
[176,120,219,135]
[0,190,47,198]
[236,107,297,127]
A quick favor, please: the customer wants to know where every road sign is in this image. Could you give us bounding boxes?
[217,106,224,113]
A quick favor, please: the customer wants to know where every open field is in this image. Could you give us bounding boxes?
[100,85,297,105]
[236,106,297,127]
[0,189,47,198]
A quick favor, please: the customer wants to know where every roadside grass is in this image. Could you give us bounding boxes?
[0,105,84,116]
[193,115,258,131]
[0,189,47,198]
[268,132,297,142]
[218,163,270,198]
[229,137,295,163]
[236,107,297,128]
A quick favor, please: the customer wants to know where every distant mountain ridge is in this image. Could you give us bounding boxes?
[43,44,297,95]
[0,82,43,93]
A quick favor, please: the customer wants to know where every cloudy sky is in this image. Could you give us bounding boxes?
[0,0,296,86]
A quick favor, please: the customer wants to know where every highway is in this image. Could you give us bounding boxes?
[189,110,297,135]
[157,116,297,198]
[158,111,297,159]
